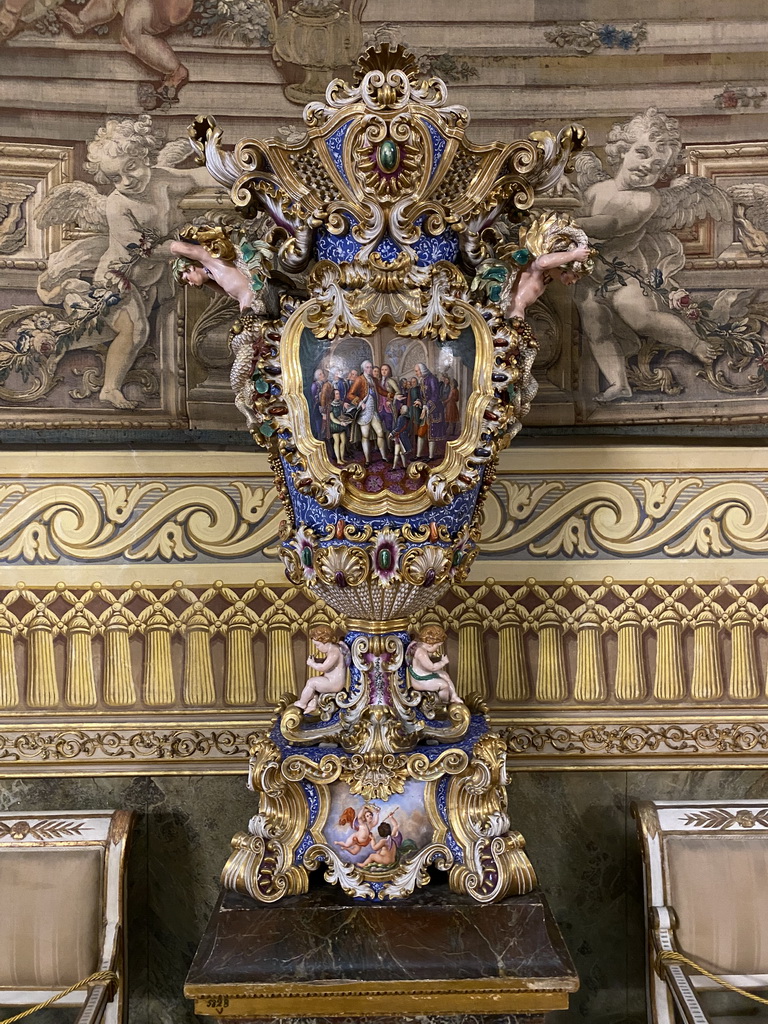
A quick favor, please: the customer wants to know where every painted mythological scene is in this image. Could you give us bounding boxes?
[324,780,433,875]
[301,325,472,494]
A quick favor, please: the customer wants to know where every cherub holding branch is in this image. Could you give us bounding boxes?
[572,107,730,402]
[294,625,350,715]
[33,115,212,408]
[406,625,463,705]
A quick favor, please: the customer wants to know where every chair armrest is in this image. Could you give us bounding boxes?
[74,983,111,1024]
[651,927,713,1024]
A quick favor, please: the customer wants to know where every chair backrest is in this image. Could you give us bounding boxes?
[0,809,133,1024]
[633,800,768,1024]
[634,800,768,975]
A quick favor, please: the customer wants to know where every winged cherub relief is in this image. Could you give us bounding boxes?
[17,115,213,409]
[573,108,731,403]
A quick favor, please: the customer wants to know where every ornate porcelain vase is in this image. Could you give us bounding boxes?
[184,45,587,902]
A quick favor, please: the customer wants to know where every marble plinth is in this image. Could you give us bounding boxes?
[185,882,578,1020]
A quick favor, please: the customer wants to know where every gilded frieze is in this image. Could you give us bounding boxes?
[6,448,768,572]
[0,447,767,772]
[0,574,766,772]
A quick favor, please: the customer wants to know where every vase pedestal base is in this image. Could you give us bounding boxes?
[185,882,578,1020]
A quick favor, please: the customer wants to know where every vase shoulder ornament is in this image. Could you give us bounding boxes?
[175,44,593,903]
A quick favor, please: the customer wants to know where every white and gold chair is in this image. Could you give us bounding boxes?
[633,799,768,1024]
[0,809,133,1024]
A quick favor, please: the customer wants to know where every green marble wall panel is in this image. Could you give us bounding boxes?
[2,769,767,1023]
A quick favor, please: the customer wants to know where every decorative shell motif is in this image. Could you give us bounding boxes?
[316,544,368,588]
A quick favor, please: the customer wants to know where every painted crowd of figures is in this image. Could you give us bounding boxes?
[309,359,461,468]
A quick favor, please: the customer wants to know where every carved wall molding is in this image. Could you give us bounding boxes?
[1,446,767,771]
[0,575,765,772]
[0,142,74,271]
[0,480,279,564]
[504,720,768,768]
[0,724,263,773]
[5,448,768,571]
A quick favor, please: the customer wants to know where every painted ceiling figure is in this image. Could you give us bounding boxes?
[58,0,192,105]
[0,0,194,107]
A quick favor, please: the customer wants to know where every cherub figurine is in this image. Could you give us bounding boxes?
[172,225,273,428]
[500,214,593,321]
[294,625,350,714]
[573,107,730,402]
[170,228,266,312]
[406,625,463,704]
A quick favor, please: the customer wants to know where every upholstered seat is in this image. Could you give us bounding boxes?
[633,801,768,1024]
[0,810,133,1024]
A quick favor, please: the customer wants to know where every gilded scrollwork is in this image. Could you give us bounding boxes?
[378,844,454,900]
[503,723,768,760]
[446,733,537,902]
[11,458,768,568]
[0,728,262,765]
[3,718,768,771]
[222,734,311,902]
[481,474,768,559]
[0,478,278,563]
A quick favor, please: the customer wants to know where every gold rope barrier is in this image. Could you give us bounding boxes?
[1,969,118,1023]
[656,950,768,1006]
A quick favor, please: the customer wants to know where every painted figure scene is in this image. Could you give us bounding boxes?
[301,326,472,495]
[326,781,433,875]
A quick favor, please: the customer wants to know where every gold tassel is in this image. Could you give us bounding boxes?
[65,613,97,707]
[456,609,489,698]
[614,607,647,702]
[27,612,58,708]
[690,608,723,700]
[730,607,760,700]
[265,618,295,705]
[574,610,606,702]
[653,606,686,701]
[0,616,19,708]
[225,614,257,706]
[183,610,216,706]
[143,610,175,705]
[496,617,530,702]
[103,612,136,706]
[534,610,568,703]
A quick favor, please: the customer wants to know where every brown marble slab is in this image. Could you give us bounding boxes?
[185,882,577,1018]
[224,1017,545,1023]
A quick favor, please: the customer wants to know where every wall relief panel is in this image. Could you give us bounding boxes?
[2,4,768,431]
[0,448,766,773]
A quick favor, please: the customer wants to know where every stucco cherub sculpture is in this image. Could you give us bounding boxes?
[294,625,351,715]
[406,625,463,705]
